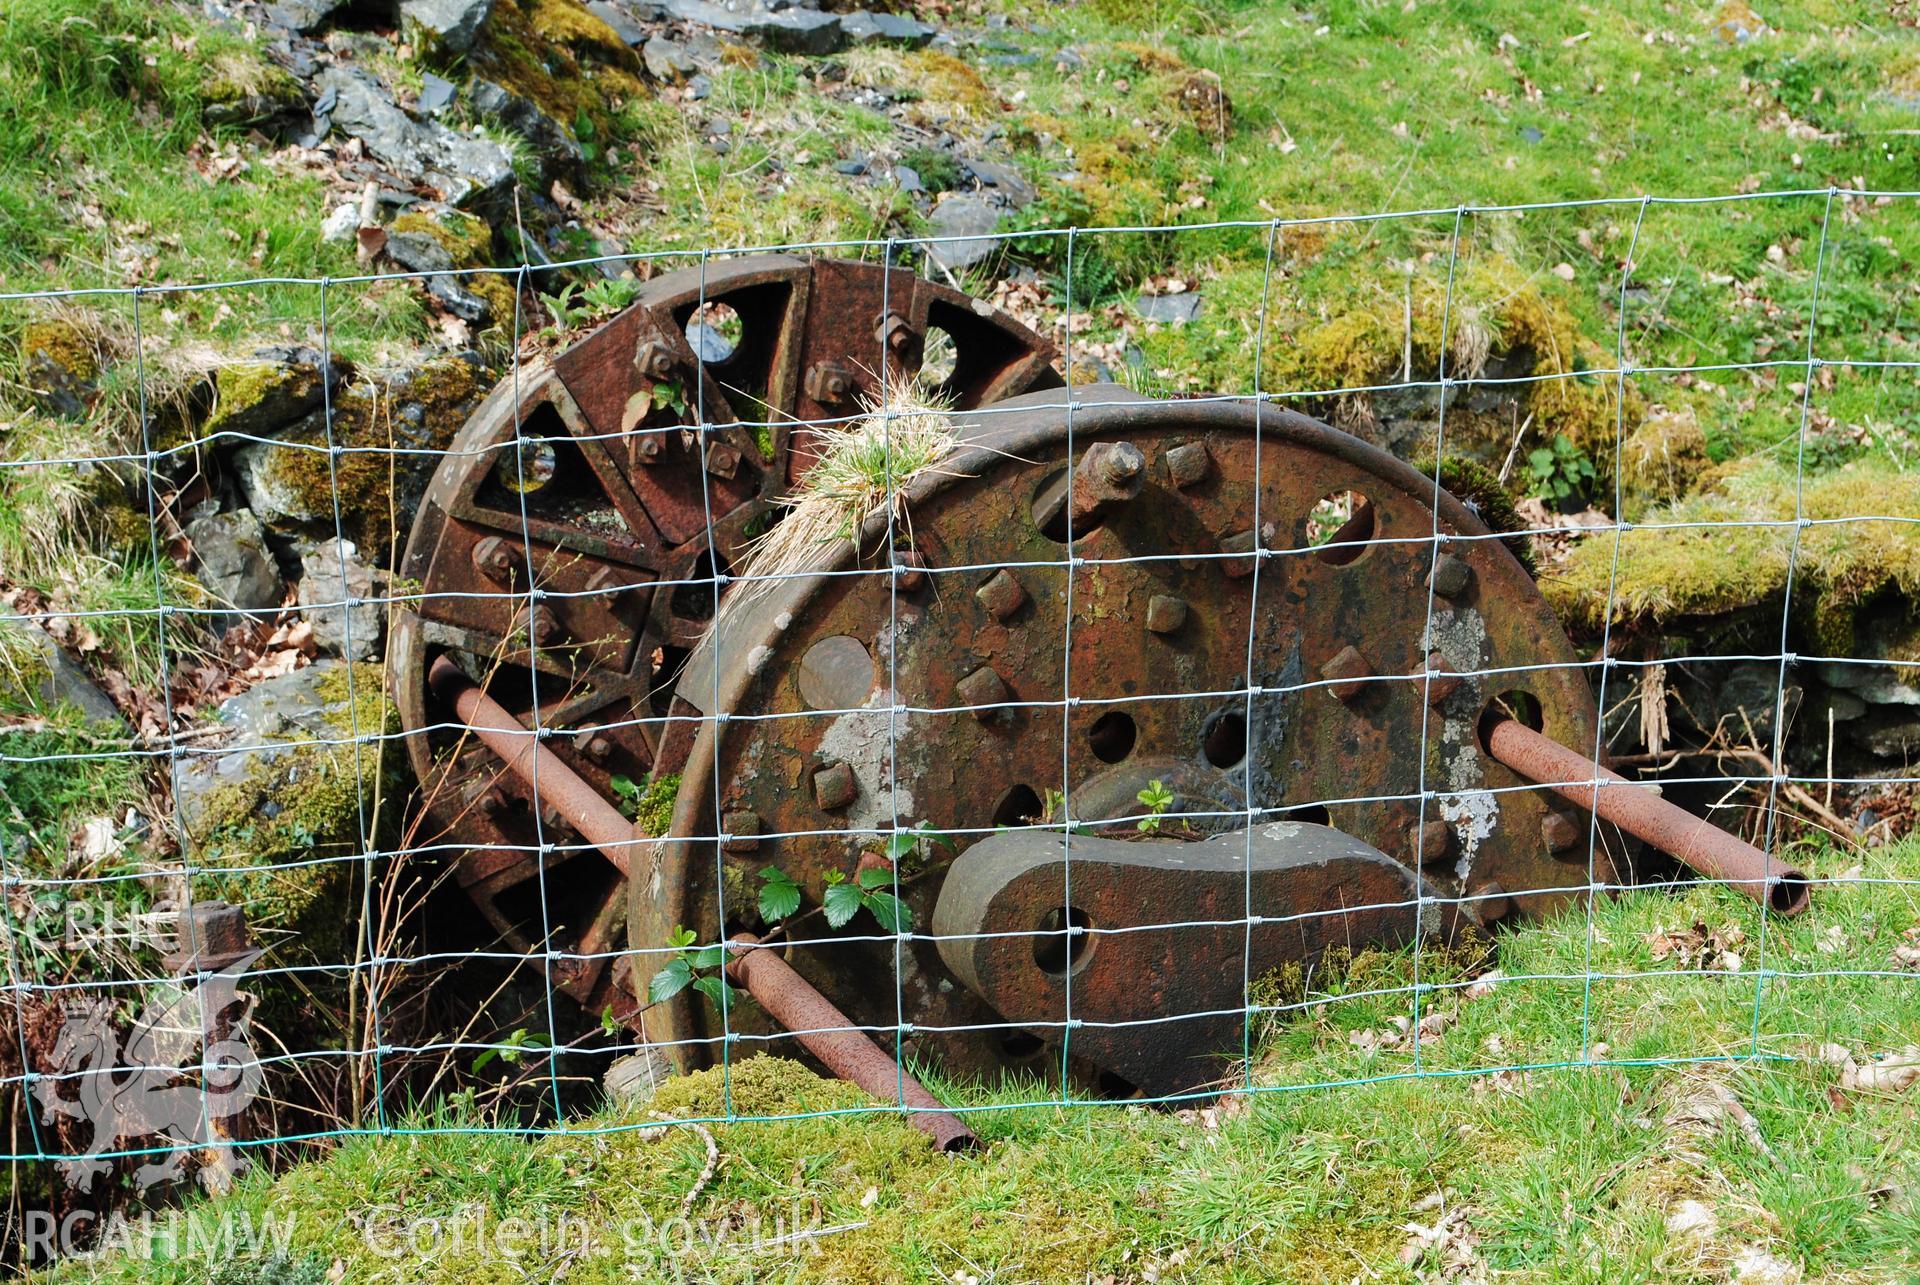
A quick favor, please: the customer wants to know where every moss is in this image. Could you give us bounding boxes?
[204,358,322,436]
[473,0,645,145]
[1621,406,1711,513]
[20,319,99,383]
[635,772,679,838]
[1412,454,1538,575]
[0,628,56,716]
[645,1054,863,1119]
[1545,460,1920,646]
[391,210,494,269]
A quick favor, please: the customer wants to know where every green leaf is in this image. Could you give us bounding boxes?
[668,925,698,949]
[473,1049,498,1073]
[862,890,912,934]
[688,943,727,971]
[691,974,734,1009]
[609,774,641,802]
[600,1005,619,1036]
[857,863,895,891]
[822,868,847,886]
[758,878,802,922]
[885,831,918,862]
[649,957,693,1003]
[823,881,863,929]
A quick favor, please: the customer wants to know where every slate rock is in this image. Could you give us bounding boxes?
[586,0,648,43]
[0,620,123,726]
[1136,292,1202,324]
[417,72,458,114]
[187,509,286,630]
[297,539,383,660]
[427,274,493,323]
[964,158,1035,208]
[469,77,584,168]
[894,163,923,192]
[261,0,347,33]
[385,231,455,275]
[643,33,698,81]
[745,9,842,54]
[667,0,751,33]
[687,73,713,99]
[840,10,936,48]
[924,195,1003,272]
[316,66,514,207]
[400,0,496,55]
[206,346,339,438]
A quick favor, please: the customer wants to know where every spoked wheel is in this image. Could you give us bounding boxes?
[392,255,1062,1009]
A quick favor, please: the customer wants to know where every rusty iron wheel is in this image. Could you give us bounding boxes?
[391,255,1062,1011]
[636,384,1618,1096]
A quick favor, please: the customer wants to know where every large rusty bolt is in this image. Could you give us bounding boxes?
[1541,811,1584,854]
[528,606,563,648]
[722,810,763,853]
[956,665,1011,721]
[813,761,858,811]
[576,730,614,762]
[472,536,515,583]
[1472,880,1514,923]
[1068,441,1147,526]
[584,565,634,609]
[892,549,928,593]
[1321,645,1373,702]
[805,361,855,406]
[976,569,1027,621]
[877,312,923,369]
[635,432,665,463]
[1163,440,1212,489]
[1409,818,1454,867]
[635,339,678,382]
[706,440,743,480]
[1220,528,1264,579]
[1429,553,1474,600]
[1146,594,1189,635]
[1422,653,1464,706]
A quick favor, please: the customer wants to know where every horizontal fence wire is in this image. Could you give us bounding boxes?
[0,186,1915,1169]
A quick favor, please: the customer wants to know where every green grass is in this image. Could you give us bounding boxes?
[47,835,1920,1282]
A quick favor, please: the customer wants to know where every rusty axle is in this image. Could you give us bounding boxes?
[1484,717,1810,915]
[724,935,977,1152]
[429,655,636,877]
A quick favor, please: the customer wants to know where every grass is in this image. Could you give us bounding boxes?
[46,833,1920,1282]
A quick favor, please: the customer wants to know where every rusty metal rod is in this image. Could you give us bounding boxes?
[429,655,634,876]
[1484,717,1810,915]
[724,934,977,1152]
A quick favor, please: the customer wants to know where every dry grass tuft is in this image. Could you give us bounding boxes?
[721,383,958,620]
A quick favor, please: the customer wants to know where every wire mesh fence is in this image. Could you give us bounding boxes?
[2,185,1918,1183]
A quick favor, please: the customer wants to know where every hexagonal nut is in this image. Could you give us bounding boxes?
[1145,594,1189,635]
[1163,440,1212,489]
[876,312,922,367]
[1541,811,1584,854]
[1320,645,1373,702]
[1429,553,1473,600]
[956,665,1010,721]
[975,569,1028,622]
[804,361,854,406]
[813,761,858,811]
[706,440,743,480]
[722,810,763,853]
[636,339,678,382]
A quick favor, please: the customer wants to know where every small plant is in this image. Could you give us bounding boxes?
[1136,779,1175,833]
[541,276,642,332]
[648,925,735,1008]
[1526,433,1596,506]
[472,1025,551,1074]
[757,865,802,922]
[883,819,955,868]
[822,867,913,933]
[608,772,680,836]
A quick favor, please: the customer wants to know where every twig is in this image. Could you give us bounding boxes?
[650,1112,721,1214]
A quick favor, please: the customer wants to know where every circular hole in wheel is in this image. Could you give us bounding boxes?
[1033,905,1094,976]
[1308,489,1376,566]
[999,1030,1045,1061]
[1086,711,1137,763]
[991,783,1044,828]
[1478,688,1544,750]
[1201,707,1248,769]
[918,325,958,389]
[494,435,557,495]
[1282,802,1331,826]
[686,300,744,364]
[669,547,732,622]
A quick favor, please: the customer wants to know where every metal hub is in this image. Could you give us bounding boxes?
[392,255,1061,1008]
[636,386,1615,1092]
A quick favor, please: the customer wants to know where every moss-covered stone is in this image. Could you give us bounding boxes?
[202,55,306,130]
[645,1053,863,1119]
[231,355,486,562]
[471,0,645,146]
[204,353,329,438]
[1546,460,1920,652]
[179,662,397,958]
[20,319,99,418]
[392,209,495,269]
